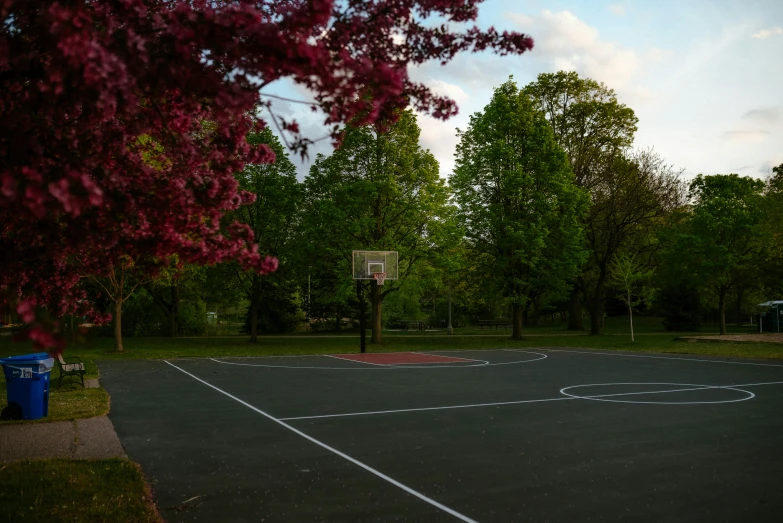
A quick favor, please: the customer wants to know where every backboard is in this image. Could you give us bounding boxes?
[352,251,398,280]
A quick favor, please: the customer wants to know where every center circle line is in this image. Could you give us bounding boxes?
[209,351,547,370]
[559,382,756,405]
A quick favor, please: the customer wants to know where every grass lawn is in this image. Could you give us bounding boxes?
[1,315,781,366]
[0,351,108,424]
[0,459,161,522]
[0,383,109,424]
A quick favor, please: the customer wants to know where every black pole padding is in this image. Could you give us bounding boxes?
[357,280,366,353]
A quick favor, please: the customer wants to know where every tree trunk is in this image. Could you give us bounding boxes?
[735,287,744,327]
[249,294,259,343]
[719,288,727,335]
[530,297,541,327]
[511,302,524,340]
[590,298,605,335]
[370,282,382,344]
[589,276,607,335]
[446,281,453,335]
[170,284,179,337]
[628,291,634,343]
[113,300,124,352]
[357,281,366,353]
[567,287,583,330]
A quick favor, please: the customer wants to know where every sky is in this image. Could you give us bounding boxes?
[264,0,783,182]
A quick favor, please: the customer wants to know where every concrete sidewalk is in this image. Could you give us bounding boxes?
[0,379,126,462]
[0,415,127,462]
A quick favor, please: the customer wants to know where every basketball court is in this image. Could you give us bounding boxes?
[99,348,783,522]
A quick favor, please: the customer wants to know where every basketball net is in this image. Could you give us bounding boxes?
[373,272,387,286]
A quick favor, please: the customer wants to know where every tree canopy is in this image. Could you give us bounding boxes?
[303,110,450,343]
[228,128,302,341]
[0,0,534,348]
[524,71,638,188]
[450,79,588,339]
[668,174,766,334]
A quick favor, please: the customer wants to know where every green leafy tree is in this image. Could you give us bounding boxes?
[78,255,158,351]
[580,149,683,334]
[201,263,247,333]
[427,206,466,333]
[523,71,639,188]
[674,174,766,335]
[450,79,589,340]
[524,71,639,330]
[226,128,302,342]
[760,163,783,299]
[609,252,656,342]
[303,110,449,344]
[143,262,209,337]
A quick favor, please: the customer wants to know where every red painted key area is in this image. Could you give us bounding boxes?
[330,352,473,365]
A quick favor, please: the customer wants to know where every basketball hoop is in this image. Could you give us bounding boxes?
[373,272,387,286]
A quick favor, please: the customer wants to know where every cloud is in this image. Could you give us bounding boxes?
[507,10,640,90]
[751,27,783,39]
[415,113,460,177]
[721,130,770,143]
[759,157,783,175]
[623,85,657,105]
[660,23,748,93]
[259,80,336,180]
[422,79,469,106]
[410,54,514,93]
[741,107,782,124]
[720,106,781,155]
[608,3,626,16]
[410,79,469,177]
[644,47,672,62]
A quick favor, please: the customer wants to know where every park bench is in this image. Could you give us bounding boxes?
[55,354,86,389]
[395,320,425,331]
[477,319,513,330]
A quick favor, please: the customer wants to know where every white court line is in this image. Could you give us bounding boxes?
[163,361,478,523]
[324,353,489,367]
[410,352,488,364]
[209,352,547,370]
[392,360,490,366]
[323,354,390,367]
[724,380,783,387]
[279,379,783,421]
[559,383,755,405]
[532,348,783,368]
[279,397,573,421]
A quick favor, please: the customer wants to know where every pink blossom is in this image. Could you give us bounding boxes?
[0,0,533,349]
[16,299,36,323]
[260,256,279,275]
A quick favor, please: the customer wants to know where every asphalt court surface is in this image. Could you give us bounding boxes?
[99,349,783,522]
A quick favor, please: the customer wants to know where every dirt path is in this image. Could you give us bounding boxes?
[679,333,783,344]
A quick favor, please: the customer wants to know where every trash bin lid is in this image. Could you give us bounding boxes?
[0,352,52,364]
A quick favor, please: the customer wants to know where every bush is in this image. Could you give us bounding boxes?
[121,291,166,337]
[179,300,207,336]
[658,284,701,331]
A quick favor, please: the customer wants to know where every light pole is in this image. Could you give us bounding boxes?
[447,276,454,335]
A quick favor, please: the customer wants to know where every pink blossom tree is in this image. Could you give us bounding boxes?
[0,0,533,350]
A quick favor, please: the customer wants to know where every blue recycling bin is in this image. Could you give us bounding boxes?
[1,352,54,420]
